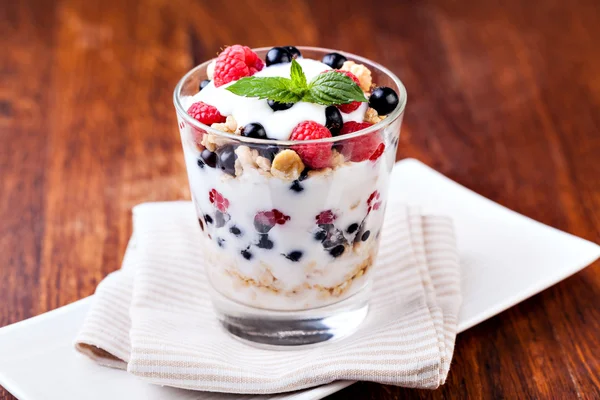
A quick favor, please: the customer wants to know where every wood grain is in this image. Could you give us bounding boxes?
[1,0,600,398]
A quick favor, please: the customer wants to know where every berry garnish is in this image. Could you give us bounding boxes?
[329,245,345,258]
[285,46,302,58]
[339,121,384,162]
[266,46,292,66]
[258,145,279,161]
[199,79,210,91]
[200,149,217,168]
[284,251,303,262]
[216,145,237,176]
[290,121,332,169]
[241,249,253,260]
[325,106,343,135]
[241,123,268,139]
[257,234,274,249]
[347,223,359,234]
[208,189,229,213]
[187,101,226,125]
[369,87,399,116]
[204,214,213,224]
[268,99,294,111]
[254,209,290,233]
[290,180,304,192]
[322,52,347,69]
[334,71,362,113]
[361,230,371,241]
[314,227,327,242]
[367,190,382,212]
[316,210,336,225]
[213,45,264,87]
[229,226,242,236]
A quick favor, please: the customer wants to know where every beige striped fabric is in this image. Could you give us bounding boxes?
[75,201,461,395]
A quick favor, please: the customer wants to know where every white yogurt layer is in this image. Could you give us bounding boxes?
[182,58,368,140]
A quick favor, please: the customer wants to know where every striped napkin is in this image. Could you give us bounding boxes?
[75,201,461,395]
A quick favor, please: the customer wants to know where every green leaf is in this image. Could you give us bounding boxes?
[290,59,307,89]
[226,77,303,103]
[308,71,368,105]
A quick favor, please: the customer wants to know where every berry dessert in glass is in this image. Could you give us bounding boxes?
[173,45,406,347]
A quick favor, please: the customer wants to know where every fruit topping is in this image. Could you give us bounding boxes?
[257,234,274,249]
[267,99,294,111]
[367,190,382,212]
[325,106,343,135]
[329,245,345,258]
[361,231,371,241]
[230,226,242,236]
[187,101,226,125]
[368,86,399,116]
[346,223,359,234]
[241,122,268,139]
[216,145,237,176]
[339,121,384,162]
[254,209,290,233]
[200,149,217,168]
[322,52,347,69]
[266,46,292,66]
[204,214,213,224]
[241,249,253,260]
[199,79,210,91]
[285,46,302,58]
[213,45,264,87]
[290,121,332,169]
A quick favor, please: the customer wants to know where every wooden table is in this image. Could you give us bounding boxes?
[2,0,600,398]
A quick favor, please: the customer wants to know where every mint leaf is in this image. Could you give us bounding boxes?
[226,77,303,103]
[307,71,368,106]
[290,59,307,89]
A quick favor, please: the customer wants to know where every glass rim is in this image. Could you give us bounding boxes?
[173,45,407,145]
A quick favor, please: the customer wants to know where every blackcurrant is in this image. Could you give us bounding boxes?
[325,106,343,135]
[216,145,237,176]
[267,99,294,111]
[285,46,302,58]
[266,47,292,66]
[200,149,217,168]
[199,79,210,91]
[322,52,347,69]
[241,123,267,139]
[368,87,399,116]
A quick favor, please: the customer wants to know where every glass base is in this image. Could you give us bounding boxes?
[211,284,371,348]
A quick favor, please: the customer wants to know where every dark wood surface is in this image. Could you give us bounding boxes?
[2,0,600,398]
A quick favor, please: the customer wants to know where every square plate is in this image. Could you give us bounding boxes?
[1,158,598,400]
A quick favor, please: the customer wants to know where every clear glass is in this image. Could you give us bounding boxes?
[173,46,406,347]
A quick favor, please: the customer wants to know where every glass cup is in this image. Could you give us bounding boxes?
[173,46,406,347]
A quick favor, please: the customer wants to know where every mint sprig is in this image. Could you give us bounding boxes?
[226,59,367,106]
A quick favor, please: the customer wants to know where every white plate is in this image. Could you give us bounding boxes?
[1,158,599,400]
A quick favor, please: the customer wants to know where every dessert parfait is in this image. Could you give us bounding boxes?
[174,45,405,322]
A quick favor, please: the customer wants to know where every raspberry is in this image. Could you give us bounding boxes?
[367,190,382,213]
[290,121,332,169]
[335,70,362,113]
[339,121,385,162]
[254,209,290,233]
[213,45,264,87]
[209,189,229,213]
[187,102,226,126]
[316,210,336,225]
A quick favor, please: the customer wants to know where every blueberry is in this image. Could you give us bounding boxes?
[268,99,294,112]
[199,79,210,91]
[217,237,225,247]
[197,158,205,168]
[284,251,303,262]
[314,228,327,242]
[347,223,359,234]
[257,234,274,249]
[216,145,236,176]
[214,211,230,228]
[290,180,304,192]
[361,230,371,241]
[258,145,279,161]
[285,46,302,58]
[204,214,213,224]
[329,245,345,258]
[198,218,204,231]
[241,249,253,260]
[368,87,399,116]
[266,47,292,66]
[325,106,343,135]
[230,226,242,236]
[241,123,267,139]
[322,52,347,69]
[200,149,217,168]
